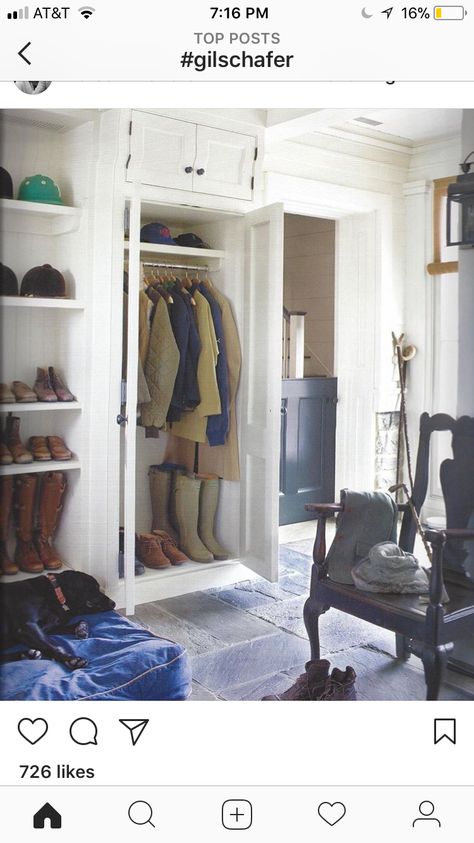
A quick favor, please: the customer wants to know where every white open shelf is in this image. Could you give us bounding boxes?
[0,198,82,235]
[0,459,81,476]
[0,296,84,310]
[124,240,225,262]
[0,402,82,413]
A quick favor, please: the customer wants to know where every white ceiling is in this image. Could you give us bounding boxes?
[342,109,463,145]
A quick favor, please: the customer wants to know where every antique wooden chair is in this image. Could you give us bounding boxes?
[303,412,474,700]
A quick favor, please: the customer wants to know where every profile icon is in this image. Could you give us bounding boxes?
[412,800,441,828]
[14,81,52,95]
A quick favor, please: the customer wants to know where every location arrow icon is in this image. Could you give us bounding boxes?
[119,718,149,746]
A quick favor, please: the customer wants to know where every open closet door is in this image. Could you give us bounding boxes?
[240,203,284,581]
[335,211,378,492]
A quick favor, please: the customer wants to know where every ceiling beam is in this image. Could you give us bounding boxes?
[264,108,378,144]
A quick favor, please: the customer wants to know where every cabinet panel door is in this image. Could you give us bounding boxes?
[127,112,196,190]
[240,203,284,581]
[194,126,256,200]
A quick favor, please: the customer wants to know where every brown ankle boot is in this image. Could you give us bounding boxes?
[136,533,172,569]
[152,530,187,565]
[34,472,66,570]
[5,415,33,464]
[14,474,43,573]
[33,367,57,402]
[0,476,18,575]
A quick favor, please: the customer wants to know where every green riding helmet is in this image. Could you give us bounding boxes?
[18,174,63,205]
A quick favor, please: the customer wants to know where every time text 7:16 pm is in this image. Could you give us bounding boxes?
[210,7,269,18]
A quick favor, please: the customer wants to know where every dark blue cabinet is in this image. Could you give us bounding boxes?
[279,377,337,526]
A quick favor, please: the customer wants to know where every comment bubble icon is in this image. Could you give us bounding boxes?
[69,717,98,746]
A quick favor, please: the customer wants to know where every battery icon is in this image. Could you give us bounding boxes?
[434,5,466,18]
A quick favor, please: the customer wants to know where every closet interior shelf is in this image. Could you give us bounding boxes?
[124,240,225,264]
[0,459,81,477]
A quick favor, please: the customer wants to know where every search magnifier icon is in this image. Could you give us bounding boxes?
[128,800,155,828]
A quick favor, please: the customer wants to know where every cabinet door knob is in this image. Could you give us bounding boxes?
[184,166,193,174]
[116,413,128,426]
[196,168,205,176]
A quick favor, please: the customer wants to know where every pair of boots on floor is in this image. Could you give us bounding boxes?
[0,472,66,575]
[148,464,228,564]
[263,659,357,701]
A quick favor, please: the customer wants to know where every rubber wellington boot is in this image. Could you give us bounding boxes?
[174,473,213,563]
[0,476,18,574]
[14,474,43,573]
[34,471,66,570]
[5,415,33,464]
[198,475,229,560]
[148,464,179,541]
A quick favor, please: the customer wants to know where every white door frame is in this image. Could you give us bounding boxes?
[265,173,400,494]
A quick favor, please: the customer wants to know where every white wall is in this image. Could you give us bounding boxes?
[457,110,474,416]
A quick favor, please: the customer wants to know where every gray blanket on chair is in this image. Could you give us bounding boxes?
[327,489,398,584]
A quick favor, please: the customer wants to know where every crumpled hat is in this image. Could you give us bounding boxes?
[351,541,430,594]
[20,264,66,298]
[0,263,19,296]
[0,167,13,199]
[140,222,176,245]
[174,232,211,249]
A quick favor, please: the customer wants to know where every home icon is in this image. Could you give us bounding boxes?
[33,802,62,829]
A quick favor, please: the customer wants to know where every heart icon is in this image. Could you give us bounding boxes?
[17,718,48,745]
[317,801,346,826]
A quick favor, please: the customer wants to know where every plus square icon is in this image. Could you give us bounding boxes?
[222,800,253,830]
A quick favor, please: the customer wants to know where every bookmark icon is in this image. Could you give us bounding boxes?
[119,718,149,746]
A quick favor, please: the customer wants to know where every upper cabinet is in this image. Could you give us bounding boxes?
[126,112,257,201]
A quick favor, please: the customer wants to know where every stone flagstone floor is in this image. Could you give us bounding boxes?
[130,537,474,702]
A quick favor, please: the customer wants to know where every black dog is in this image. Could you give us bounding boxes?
[1,571,115,670]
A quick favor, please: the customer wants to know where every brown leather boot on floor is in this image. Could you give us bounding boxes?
[5,415,33,464]
[34,471,66,570]
[136,533,172,569]
[14,474,43,573]
[152,529,187,565]
[262,660,331,701]
[0,476,18,574]
[34,366,57,402]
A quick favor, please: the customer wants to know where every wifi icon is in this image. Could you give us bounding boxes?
[78,5,95,18]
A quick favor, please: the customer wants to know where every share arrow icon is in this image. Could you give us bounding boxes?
[119,719,149,746]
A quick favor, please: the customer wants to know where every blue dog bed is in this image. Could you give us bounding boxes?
[0,611,192,701]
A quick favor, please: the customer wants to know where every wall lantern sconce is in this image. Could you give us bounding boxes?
[447,151,474,247]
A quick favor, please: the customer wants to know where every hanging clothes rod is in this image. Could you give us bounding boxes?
[142,261,212,272]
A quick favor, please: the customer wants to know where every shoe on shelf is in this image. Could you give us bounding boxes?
[0,441,13,465]
[46,435,72,461]
[0,383,15,403]
[152,529,187,566]
[11,381,37,403]
[29,436,52,461]
[318,666,357,701]
[48,367,74,402]
[34,534,63,570]
[5,415,33,464]
[135,533,172,569]
[34,367,58,402]
[262,659,331,701]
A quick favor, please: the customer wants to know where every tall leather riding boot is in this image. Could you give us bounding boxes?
[0,476,18,574]
[14,474,43,573]
[34,471,66,570]
[174,473,213,563]
[5,415,33,464]
[148,464,185,542]
[198,475,229,560]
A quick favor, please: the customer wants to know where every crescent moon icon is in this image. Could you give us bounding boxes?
[361,7,374,17]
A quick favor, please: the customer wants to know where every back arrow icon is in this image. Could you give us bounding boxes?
[18,42,31,64]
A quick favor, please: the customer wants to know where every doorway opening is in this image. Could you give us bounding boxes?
[279,213,337,536]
